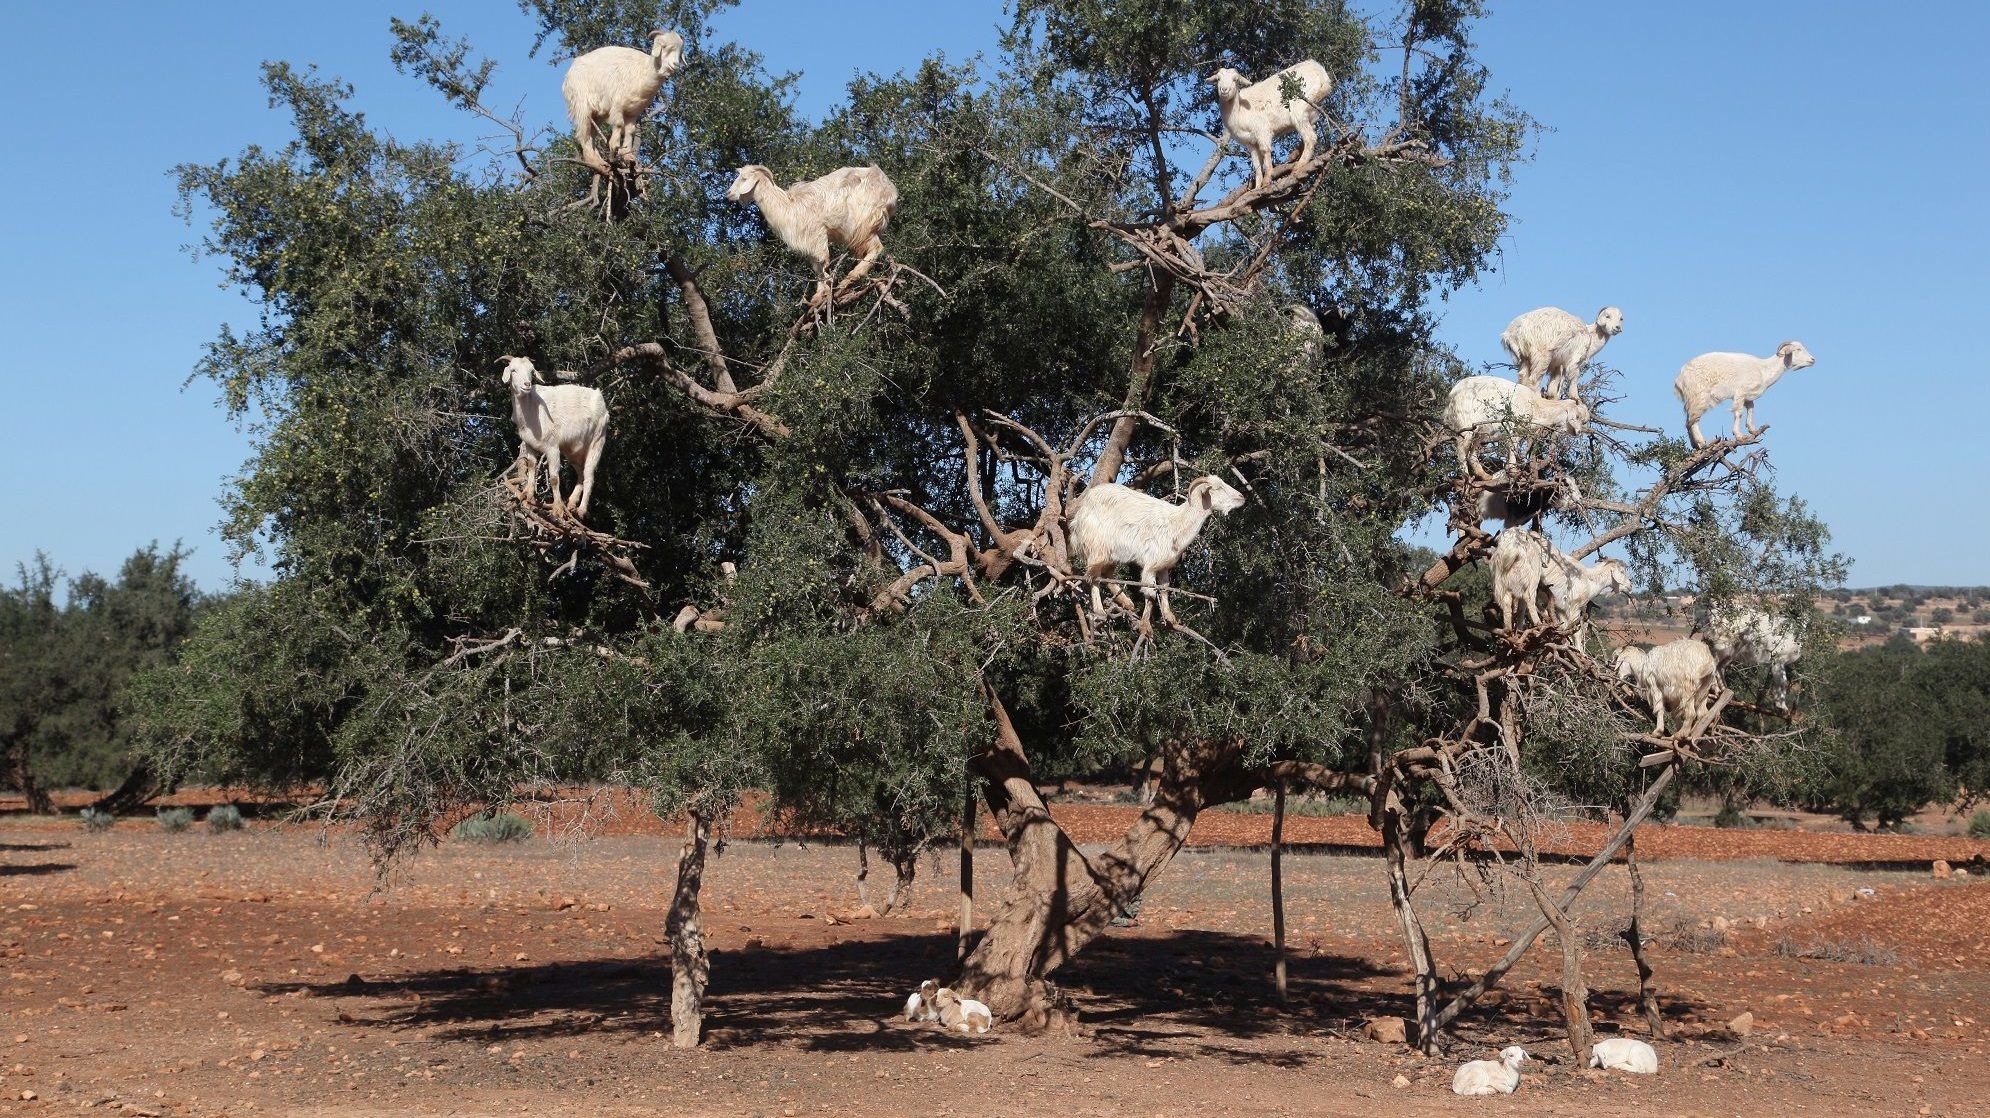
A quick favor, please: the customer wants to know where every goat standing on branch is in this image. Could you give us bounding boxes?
[726,164,899,308]
[1500,305,1623,401]
[1068,475,1244,626]
[1443,375,1591,478]
[562,31,684,196]
[1675,341,1815,447]
[1209,60,1333,190]
[500,355,607,521]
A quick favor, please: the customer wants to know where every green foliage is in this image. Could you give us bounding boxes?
[1,546,203,801]
[1809,637,1990,828]
[134,0,1837,893]
[451,811,534,843]
[1969,809,1990,839]
[157,807,195,833]
[206,804,245,833]
[78,807,116,833]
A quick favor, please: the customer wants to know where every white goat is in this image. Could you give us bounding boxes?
[1616,638,1721,736]
[1500,306,1624,401]
[930,987,993,1035]
[499,356,609,520]
[726,164,899,306]
[561,31,685,179]
[1068,475,1245,625]
[1452,1045,1529,1096]
[1589,1036,1659,1074]
[1674,341,1816,448]
[1707,604,1803,710]
[1490,529,1554,629]
[1542,553,1632,644]
[1209,61,1332,190]
[1443,375,1590,478]
[904,979,941,1023]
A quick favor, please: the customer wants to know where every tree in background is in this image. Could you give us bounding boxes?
[1812,635,1990,828]
[0,546,203,814]
[138,0,1841,1052]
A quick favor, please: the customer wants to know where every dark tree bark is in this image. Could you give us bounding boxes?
[1271,782,1288,1002]
[958,789,975,963]
[3,738,52,816]
[90,763,161,816]
[666,810,712,1048]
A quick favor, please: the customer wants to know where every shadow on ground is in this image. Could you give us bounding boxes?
[257,924,1703,1059]
[0,861,74,877]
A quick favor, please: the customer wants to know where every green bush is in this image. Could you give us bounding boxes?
[78,807,116,833]
[156,807,194,833]
[1969,810,1990,839]
[205,804,245,833]
[451,812,532,844]
[1713,803,1751,829]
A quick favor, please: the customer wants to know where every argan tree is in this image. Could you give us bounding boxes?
[140,0,1840,1049]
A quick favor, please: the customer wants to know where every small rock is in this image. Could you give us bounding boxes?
[822,913,840,926]
[849,904,880,921]
[1933,860,1952,880]
[1391,1074,1410,1089]
[1855,887,1876,900]
[1728,1011,1754,1037]
[1362,1017,1408,1045]
[1711,916,1731,932]
[1955,868,1970,878]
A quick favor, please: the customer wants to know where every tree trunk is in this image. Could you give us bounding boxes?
[1526,874,1593,1067]
[1271,782,1288,1002]
[1382,796,1438,1052]
[3,739,52,816]
[885,850,917,914]
[666,810,712,1048]
[90,762,159,816]
[1090,275,1177,487]
[958,789,975,963]
[1624,829,1665,1036]
[956,690,1234,1024]
[855,837,872,909]
[1433,762,1677,1031]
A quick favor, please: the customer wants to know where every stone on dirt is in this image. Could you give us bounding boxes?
[1728,1011,1754,1037]
[1362,1016,1408,1045]
[1931,860,1951,880]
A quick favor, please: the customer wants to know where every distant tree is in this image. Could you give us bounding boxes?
[1,558,63,813]
[1932,606,1955,625]
[1813,636,1990,826]
[0,546,202,813]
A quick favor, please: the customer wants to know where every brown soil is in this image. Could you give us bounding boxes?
[4,815,1987,1116]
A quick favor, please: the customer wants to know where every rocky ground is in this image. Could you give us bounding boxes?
[2,813,1986,1116]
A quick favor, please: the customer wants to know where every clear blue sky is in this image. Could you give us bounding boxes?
[3,1,1984,590]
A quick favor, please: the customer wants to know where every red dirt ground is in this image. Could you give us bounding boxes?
[4,811,1988,1117]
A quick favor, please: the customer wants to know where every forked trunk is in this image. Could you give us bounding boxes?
[955,690,1238,1027]
[666,810,713,1048]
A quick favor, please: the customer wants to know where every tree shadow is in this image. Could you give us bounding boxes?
[0,862,75,877]
[258,925,1717,1059]
[0,841,70,852]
